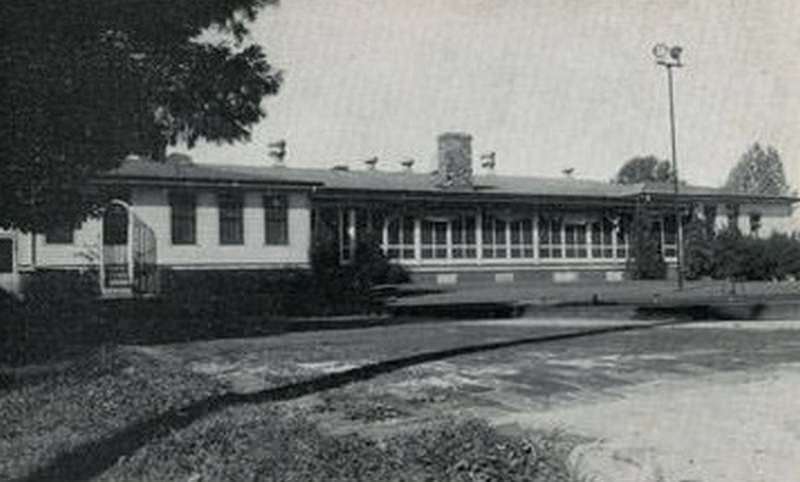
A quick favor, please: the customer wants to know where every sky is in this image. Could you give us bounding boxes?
[182,0,800,189]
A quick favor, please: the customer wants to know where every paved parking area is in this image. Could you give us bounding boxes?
[142,317,800,481]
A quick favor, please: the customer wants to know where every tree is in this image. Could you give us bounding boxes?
[1,0,282,232]
[725,143,790,196]
[614,156,672,184]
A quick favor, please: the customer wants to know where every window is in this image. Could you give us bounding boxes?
[590,219,615,259]
[386,216,415,260]
[170,192,196,245]
[564,223,588,258]
[44,225,74,244]
[0,239,12,273]
[219,193,244,245]
[509,219,534,258]
[749,212,762,236]
[451,214,477,259]
[538,218,562,259]
[421,220,447,259]
[663,216,677,258]
[482,213,507,259]
[264,194,288,245]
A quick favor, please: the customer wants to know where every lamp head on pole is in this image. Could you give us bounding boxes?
[652,43,684,67]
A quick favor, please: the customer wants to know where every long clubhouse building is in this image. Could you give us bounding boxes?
[0,133,797,295]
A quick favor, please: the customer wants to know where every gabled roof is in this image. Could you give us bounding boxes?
[99,159,796,203]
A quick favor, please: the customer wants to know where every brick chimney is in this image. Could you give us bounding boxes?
[436,132,473,187]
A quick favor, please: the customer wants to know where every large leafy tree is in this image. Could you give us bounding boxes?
[1,0,281,231]
[725,143,789,196]
[614,155,672,184]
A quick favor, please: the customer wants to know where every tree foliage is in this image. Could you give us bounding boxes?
[725,143,790,196]
[1,0,281,231]
[614,155,672,184]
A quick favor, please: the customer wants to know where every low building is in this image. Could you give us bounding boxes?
[1,133,796,295]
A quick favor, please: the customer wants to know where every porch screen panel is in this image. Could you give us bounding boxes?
[219,193,244,245]
[482,214,507,259]
[169,193,196,245]
[538,218,562,259]
[565,223,588,258]
[510,219,534,258]
[264,194,288,245]
[590,219,615,259]
[421,220,447,259]
[386,216,415,260]
[451,214,476,259]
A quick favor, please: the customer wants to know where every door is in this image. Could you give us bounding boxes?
[103,203,130,287]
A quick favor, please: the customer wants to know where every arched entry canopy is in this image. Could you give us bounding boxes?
[101,200,157,295]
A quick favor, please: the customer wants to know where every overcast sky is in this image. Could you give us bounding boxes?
[183,0,800,188]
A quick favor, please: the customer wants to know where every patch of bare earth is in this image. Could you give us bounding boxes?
[491,364,800,482]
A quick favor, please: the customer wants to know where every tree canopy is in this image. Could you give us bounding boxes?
[724,143,790,196]
[613,156,673,184]
[1,0,281,231]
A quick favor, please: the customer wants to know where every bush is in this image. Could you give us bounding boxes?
[627,207,667,280]
[1,270,101,366]
[684,216,714,280]
[711,229,800,281]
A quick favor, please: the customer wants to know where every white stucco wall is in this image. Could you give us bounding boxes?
[713,202,797,237]
[738,203,796,237]
[5,186,312,273]
[130,187,311,269]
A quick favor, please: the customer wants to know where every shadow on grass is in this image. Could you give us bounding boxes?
[18,318,690,482]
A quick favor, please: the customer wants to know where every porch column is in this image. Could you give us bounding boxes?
[476,208,483,263]
[413,217,421,262]
[611,217,619,259]
[127,208,135,285]
[532,212,539,263]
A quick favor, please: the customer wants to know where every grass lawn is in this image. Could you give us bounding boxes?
[0,341,582,481]
[389,279,800,308]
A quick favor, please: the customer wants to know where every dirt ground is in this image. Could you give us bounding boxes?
[143,318,800,482]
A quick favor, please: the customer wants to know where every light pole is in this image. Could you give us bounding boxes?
[652,43,685,290]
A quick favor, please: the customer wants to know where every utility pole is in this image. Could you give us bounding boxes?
[652,43,685,290]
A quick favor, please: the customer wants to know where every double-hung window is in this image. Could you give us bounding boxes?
[264,194,289,245]
[170,192,196,245]
[0,238,13,273]
[44,225,74,244]
[219,193,244,245]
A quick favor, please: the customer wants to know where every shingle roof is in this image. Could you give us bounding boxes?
[100,159,794,203]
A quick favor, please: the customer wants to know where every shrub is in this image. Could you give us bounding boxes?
[683,216,714,280]
[711,229,800,281]
[627,207,667,280]
[1,270,101,366]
